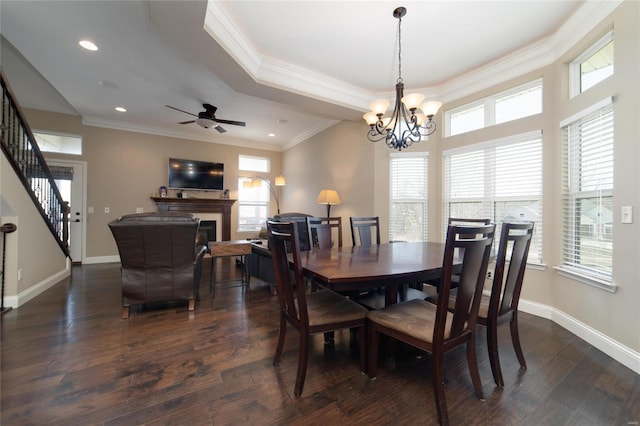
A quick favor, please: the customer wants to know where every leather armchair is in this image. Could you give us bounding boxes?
[108,212,207,318]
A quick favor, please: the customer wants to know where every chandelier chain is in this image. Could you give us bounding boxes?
[397,13,402,84]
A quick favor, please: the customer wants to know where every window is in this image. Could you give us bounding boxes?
[571,31,614,97]
[238,155,269,173]
[443,131,543,263]
[389,153,428,242]
[237,155,271,232]
[446,79,542,137]
[33,131,82,155]
[560,99,613,284]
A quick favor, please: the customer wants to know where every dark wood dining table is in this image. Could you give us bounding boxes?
[299,241,453,306]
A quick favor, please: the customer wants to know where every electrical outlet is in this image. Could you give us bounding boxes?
[18,269,23,281]
[486,269,494,280]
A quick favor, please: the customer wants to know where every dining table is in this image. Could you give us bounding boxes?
[298,241,456,306]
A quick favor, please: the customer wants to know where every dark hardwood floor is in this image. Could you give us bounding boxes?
[1,258,639,425]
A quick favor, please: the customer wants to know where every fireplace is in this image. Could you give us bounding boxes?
[151,197,236,241]
[198,220,217,243]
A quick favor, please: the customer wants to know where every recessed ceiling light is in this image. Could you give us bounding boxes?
[115,106,126,112]
[268,133,276,137]
[78,40,98,51]
[98,80,118,89]
[277,119,288,124]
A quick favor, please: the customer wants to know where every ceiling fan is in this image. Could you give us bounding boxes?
[165,103,246,133]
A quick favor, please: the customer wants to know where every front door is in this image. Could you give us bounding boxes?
[46,159,85,263]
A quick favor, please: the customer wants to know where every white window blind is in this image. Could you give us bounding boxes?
[561,103,613,282]
[444,131,543,263]
[237,177,269,232]
[389,153,428,242]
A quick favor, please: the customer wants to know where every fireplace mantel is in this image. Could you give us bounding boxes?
[151,197,236,241]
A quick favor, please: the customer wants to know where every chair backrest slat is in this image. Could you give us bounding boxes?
[350,216,380,246]
[306,216,342,249]
[437,224,496,341]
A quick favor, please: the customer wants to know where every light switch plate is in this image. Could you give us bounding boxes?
[621,206,633,224]
[136,207,144,213]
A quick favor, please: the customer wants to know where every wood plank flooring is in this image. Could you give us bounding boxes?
[1,258,639,425]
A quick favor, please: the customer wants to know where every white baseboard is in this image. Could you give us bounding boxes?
[83,255,120,264]
[5,263,71,308]
[519,298,640,375]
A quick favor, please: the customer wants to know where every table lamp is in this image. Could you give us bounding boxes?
[316,189,341,217]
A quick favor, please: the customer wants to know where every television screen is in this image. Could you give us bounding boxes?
[168,158,224,191]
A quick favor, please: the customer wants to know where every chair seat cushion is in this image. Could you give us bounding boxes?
[367,299,453,343]
[306,290,368,327]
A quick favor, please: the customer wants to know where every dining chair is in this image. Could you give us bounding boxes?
[306,216,342,249]
[350,216,380,247]
[424,217,491,291]
[367,223,496,426]
[267,220,368,397]
[447,221,534,386]
[350,216,427,309]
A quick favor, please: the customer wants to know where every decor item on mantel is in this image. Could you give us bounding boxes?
[243,175,286,214]
[363,6,442,151]
[316,189,341,217]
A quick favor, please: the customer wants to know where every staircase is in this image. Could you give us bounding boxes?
[0,67,70,258]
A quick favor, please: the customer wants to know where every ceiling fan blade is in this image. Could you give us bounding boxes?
[178,120,196,125]
[214,119,246,127]
[165,105,197,117]
[214,125,227,133]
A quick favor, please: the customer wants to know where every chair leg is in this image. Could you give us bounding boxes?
[466,335,484,400]
[294,332,309,397]
[122,306,130,319]
[486,322,504,387]
[273,316,287,365]
[357,325,366,373]
[431,351,449,426]
[367,324,379,378]
[510,314,527,370]
[188,298,195,311]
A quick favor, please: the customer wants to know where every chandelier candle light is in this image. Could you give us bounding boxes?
[363,6,442,151]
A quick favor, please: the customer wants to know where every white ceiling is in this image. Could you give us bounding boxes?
[0,0,614,152]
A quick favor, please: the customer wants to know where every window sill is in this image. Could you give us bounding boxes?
[553,266,616,293]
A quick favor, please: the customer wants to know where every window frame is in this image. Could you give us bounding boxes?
[443,131,543,264]
[237,155,271,233]
[445,79,543,137]
[569,30,614,98]
[389,152,428,242]
[558,98,614,291]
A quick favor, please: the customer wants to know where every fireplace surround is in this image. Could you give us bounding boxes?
[151,197,236,241]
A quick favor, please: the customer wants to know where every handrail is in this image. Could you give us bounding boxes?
[0,67,70,258]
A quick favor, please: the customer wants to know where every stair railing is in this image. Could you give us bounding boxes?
[0,67,70,258]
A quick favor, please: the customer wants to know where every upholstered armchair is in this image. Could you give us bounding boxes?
[108,212,207,318]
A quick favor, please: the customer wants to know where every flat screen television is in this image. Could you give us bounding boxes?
[168,158,224,191]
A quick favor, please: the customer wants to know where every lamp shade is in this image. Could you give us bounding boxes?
[316,189,342,205]
[274,175,286,186]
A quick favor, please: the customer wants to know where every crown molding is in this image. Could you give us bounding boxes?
[284,119,341,150]
[206,0,623,113]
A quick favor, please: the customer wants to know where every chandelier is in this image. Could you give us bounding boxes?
[363,7,442,151]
